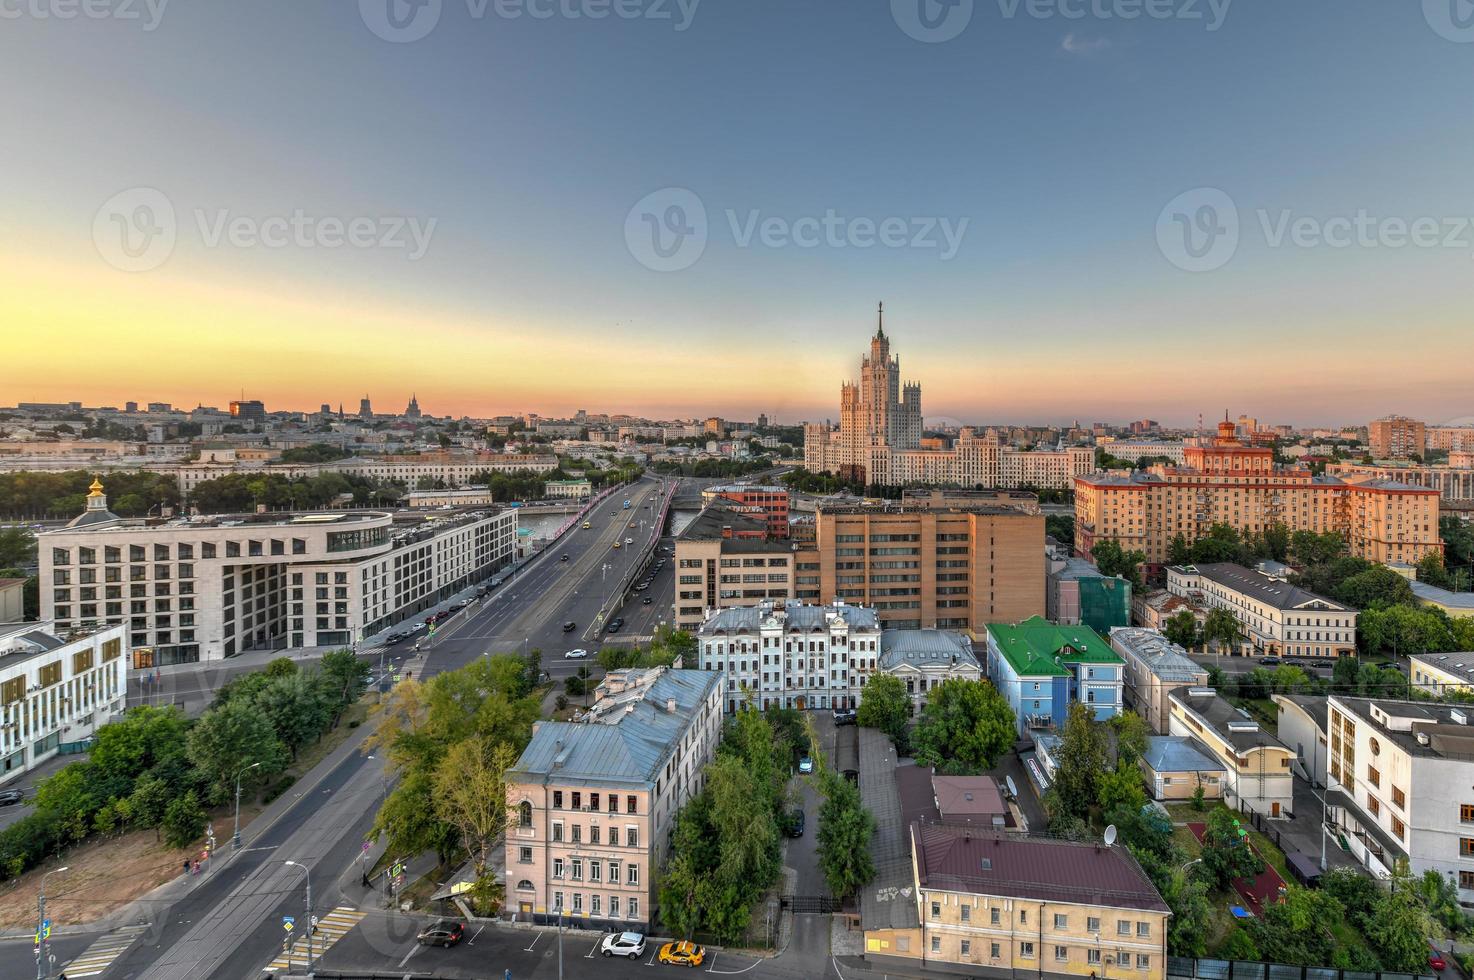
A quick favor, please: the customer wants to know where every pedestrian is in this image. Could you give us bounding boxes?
[192,859,200,876]
[183,860,190,876]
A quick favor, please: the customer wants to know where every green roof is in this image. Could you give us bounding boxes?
[986,616,1121,678]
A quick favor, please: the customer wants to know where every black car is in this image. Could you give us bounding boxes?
[786,809,805,838]
[561,554,570,562]
[416,918,465,947]
[1260,656,1281,666]
[0,789,23,807]
[641,596,653,605]
[562,620,577,632]
[385,632,407,645]
[832,708,857,726]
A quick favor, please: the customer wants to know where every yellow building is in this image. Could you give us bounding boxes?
[1168,688,1294,818]
[1075,419,1440,566]
[864,825,1170,980]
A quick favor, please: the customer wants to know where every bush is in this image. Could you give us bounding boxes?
[162,791,207,849]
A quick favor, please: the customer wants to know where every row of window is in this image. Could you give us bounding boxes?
[543,891,638,920]
[932,902,1152,937]
[929,936,1152,969]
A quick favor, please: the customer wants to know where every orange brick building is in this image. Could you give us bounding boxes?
[1075,419,1440,567]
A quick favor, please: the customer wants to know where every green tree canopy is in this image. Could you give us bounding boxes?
[912,678,1015,774]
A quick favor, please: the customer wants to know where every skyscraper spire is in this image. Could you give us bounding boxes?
[876,301,885,340]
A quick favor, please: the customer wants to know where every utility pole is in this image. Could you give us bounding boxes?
[36,866,68,980]
[285,860,314,974]
[232,761,260,850]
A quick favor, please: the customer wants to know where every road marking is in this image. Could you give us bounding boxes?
[586,938,601,958]
[708,953,765,974]
[524,929,544,952]
[398,943,420,968]
[61,924,149,977]
[469,924,485,945]
[263,906,366,973]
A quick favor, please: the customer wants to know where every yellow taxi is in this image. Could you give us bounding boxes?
[612,541,621,550]
[657,940,705,968]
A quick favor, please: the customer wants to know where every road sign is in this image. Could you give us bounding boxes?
[283,915,295,932]
[361,841,371,853]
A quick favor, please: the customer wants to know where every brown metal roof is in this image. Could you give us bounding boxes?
[911,823,1170,914]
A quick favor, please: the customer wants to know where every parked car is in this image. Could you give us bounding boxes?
[786,808,805,837]
[657,941,706,968]
[798,756,814,774]
[416,919,465,947]
[601,931,647,959]
[562,620,577,632]
[1260,656,1281,666]
[1429,942,1448,972]
[832,708,857,726]
[0,789,24,807]
[565,649,589,659]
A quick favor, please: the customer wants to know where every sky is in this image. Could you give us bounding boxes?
[3,0,1472,427]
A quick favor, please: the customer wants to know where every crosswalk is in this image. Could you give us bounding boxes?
[63,924,149,977]
[264,906,367,974]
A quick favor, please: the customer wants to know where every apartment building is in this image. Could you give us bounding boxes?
[1324,696,1474,901]
[503,668,723,930]
[1075,418,1441,566]
[1368,415,1427,459]
[0,622,128,784]
[694,600,979,713]
[1429,426,1474,453]
[1327,458,1474,503]
[1095,441,1187,465]
[699,485,790,537]
[674,502,1044,633]
[1165,562,1357,659]
[1110,627,1207,733]
[864,825,1170,980]
[984,618,1122,734]
[1167,688,1293,817]
[173,451,559,494]
[38,480,516,664]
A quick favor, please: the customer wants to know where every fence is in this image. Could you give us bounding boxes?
[1169,957,1434,980]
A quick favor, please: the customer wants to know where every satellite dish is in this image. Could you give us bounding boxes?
[1103,825,1117,847]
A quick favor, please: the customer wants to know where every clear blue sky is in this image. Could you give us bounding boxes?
[4,0,1472,425]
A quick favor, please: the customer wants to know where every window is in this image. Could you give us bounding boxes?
[1392,816,1406,840]
[591,895,601,916]
[72,649,94,674]
[1460,838,1474,857]
[610,896,620,918]
[571,825,581,844]
[553,791,563,809]
[553,891,564,912]
[627,826,638,848]
[628,897,638,920]
[1118,920,1132,936]
[1055,946,1069,962]
[1461,804,1474,824]
[627,795,637,814]
[518,801,533,828]
[609,863,620,884]
[931,936,940,953]
[930,902,940,920]
[552,822,563,843]
[1461,871,1474,890]
[38,663,61,688]
[1137,922,1150,938]
[1369,796,1381,817]
[1054,914,1068,930]
[1088,950,1102,966]
[571,859,582,881]
[552,859,564,879]
[1138,954,1151,970]
[1368,765,1380,788]
[990,943,1001,959]
[959,905,969,922]
[517,878,533,891]
[961,940,971,957]
[1019,909,1027,925]
[626,864,638,886]
[572,893,582,913]
[519,847,532,864]
[1020,942,1035,960]
[1392,786,1406,809]
[990,908,1000,926]
[1087,916,1100,932]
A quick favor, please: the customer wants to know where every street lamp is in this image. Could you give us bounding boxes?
[36,866,68,980]
[284,860,314,973]
[232,761,261,851]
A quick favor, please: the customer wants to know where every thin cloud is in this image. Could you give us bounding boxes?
[1060,33,1112,54]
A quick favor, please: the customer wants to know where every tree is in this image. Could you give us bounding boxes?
[1247,884,1343,967]
[1108,711,1150,765]
[1202,607,1242,655]
[1366,865,1439,972]
[186,700,289,803]
[1097,759,1147,814]
[1289,530,1347,568]
[1051,702,1106,821]
[320,648,372,710]
[161,791,207,849]
[911,679,1015,774]
[0,527,34,568]
[1091,540,1145,590]
[1336,566,1416,611]
[264,657,299,678]
[1417,552,1453,590]
[1196,807,1263,891]
[431,736,518,877]
[252,673,336,759]
[1163,609,1199,649]
[856,674,910,749]
[816,771,876,899]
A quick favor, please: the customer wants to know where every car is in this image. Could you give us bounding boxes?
[410,622,427,632]
[582,521,592,529]
[1429,942,1448,972]
[560,554,570,562]
[601,931,647,959]
[642,596,653,605]
[416,918,465,947]
[449,601,468,610]
[798,756,814,774]
[625,537,633,545]
[628,521,636,528]
[385,632,407,645]
[634,582,649,591]
[1260,656,1281,666]
[657,940,706,968]
[786,808,805,837]
[0,789,23,807]
[612,542,621,550]
[832,708,857,726]
[562,620,577,632]
[565,648,589,659]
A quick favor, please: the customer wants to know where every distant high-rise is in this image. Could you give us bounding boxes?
[359,396,373,420]
[1368,415,1426,459]
[229,399,265,424]
[319,403,332,416]
[405,394,422,420]
[124,401,138,413]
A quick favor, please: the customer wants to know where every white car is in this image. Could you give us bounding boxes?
[601,931,646,959]
[625,537,633,545]
[564,649,589,659]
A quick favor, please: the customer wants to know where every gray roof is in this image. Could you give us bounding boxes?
[508,669,719,788]
[1411,582,1474,610]
[1274,693,1328,737]
[1170,689,1289,753]
[1330,695,1474,760]
[858,727,920,931]
[1052,558,1109,582]
[1411,652,1474,683]
[1142,736,1226,774]
[677,504,773,547]
[1171,563,1354,613]
[1109,628,1205,683]
[877,629,978,671]
[699,600,878,635]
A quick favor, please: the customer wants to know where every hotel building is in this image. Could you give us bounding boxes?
[1075,418,1441,567]
[503,668,723,931]
[38,481,517,664]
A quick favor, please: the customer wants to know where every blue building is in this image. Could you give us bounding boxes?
[984,616,1124,734]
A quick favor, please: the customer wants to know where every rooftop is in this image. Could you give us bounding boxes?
[877,629,978,671]
[1272,693,1329,738]
[677,504,786,552]
[1411,581,1474,610]
[986,616,1120,678]
[1052,557,1112,582]
[1410,652,1474,684]
[508,668,719,787]
[1142,736,1226,774]
[1109,628,1205,683]
[910,824,1169,913]
[1170,688,1289,753]
[1170,563,1354,613]
[698,600,878,635]
[931,774,1006,819]
[1331,695,1474,760]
